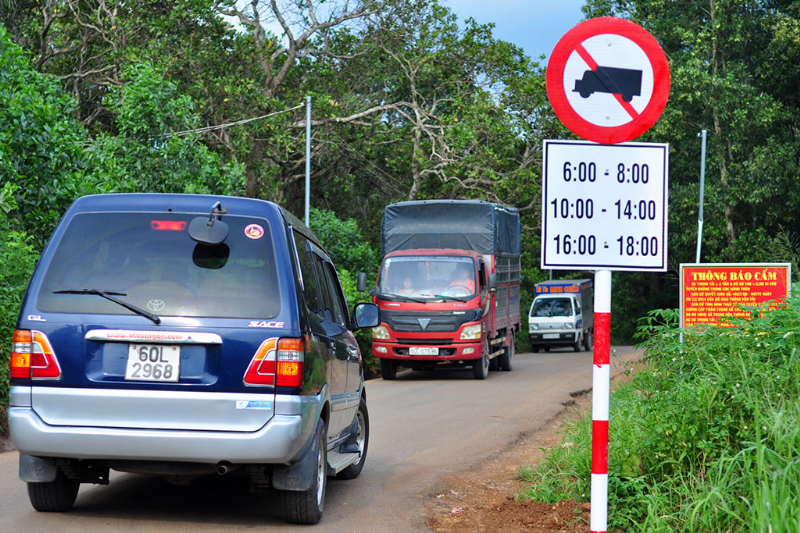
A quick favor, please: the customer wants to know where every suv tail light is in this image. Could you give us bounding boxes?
[276,338,304,388]
[10,330,62,380]
[243,337,305,388]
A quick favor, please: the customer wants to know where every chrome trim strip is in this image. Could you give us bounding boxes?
[85,329,223,344]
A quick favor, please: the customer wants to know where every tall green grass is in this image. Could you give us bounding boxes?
[519,295,800,532]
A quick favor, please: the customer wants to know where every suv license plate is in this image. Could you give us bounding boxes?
[409,347,438,355]
[125,344,181,382]
[543,334,560,339]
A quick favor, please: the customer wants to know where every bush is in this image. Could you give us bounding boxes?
[519,294,800,531]
[0,184,39,412]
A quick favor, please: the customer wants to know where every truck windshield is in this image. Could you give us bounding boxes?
[37,212,281,319]
[531,298,573,317]
[378,256,476,299]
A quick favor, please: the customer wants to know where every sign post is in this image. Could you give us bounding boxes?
[544,17,670,533]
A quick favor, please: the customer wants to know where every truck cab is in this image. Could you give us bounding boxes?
[528,279,593,353]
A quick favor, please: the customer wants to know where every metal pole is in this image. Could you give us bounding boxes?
[305,96,311,227]
[591,269,611,533]
[695,129,707,263]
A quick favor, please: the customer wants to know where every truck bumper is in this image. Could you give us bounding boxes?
[529,332,578,346]
[373,341,482,361]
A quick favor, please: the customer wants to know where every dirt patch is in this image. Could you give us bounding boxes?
[425,364,638,533]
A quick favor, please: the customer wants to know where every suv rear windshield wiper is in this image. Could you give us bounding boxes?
[53,289,161,325]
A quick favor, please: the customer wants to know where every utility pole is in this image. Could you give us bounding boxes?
[305,96,311,227]
[695,129,707,263]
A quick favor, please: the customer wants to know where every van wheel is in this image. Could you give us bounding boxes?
[472,354,489,380]
[499,337,514,371]
[583,331,593,351]
[27,469,79,512]
[380,359,396,380]
[532,346,540,353]
[337,398,369,480]
[573,335,582,352]
[282,419,327,524]
[544,346,551,352]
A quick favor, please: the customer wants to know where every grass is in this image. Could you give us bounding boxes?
[518,295,800,532]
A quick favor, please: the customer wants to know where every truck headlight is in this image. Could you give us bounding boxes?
[372,325,390,340]
[530,323,539,330]
[460,325,482,340]
[563,322,574,329]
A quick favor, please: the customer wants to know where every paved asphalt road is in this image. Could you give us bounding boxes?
[0,346,641,532]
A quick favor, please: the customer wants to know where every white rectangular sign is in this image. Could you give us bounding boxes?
[542,140,669,271]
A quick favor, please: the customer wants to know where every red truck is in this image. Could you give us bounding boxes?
[370,200,522,380]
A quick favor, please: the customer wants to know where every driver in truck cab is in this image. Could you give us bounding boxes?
[449,266,476,293]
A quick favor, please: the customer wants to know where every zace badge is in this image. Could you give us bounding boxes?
[547,18,670,145]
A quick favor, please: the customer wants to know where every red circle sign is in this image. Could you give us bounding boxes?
[547,17,670,144]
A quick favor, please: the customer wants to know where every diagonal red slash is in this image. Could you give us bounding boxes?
[575,44,640,120]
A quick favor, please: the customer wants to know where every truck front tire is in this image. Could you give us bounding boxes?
[380,359,396,380]
[472,354,489,380]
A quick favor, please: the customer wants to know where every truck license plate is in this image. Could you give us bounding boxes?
[125,344,180,382]
[543,333,560,339]
[409,347,438,355]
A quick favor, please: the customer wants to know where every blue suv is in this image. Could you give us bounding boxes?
[9,194,380,524]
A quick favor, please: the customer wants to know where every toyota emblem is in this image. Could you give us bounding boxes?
[147,299,166,312]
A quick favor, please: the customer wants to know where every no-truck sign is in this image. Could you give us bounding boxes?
[547,17,670,144]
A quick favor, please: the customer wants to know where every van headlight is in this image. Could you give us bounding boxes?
[530,323,539,330]
[372,325,390,340]
[563,322,574,329]
[460,325,482,340]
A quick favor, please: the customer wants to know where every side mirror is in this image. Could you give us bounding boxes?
[357,272,368,293]
[352,302,380,330]
[488,273,498,293]
[368,285,379,297]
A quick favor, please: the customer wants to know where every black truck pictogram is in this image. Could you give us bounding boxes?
[573,66,642,102]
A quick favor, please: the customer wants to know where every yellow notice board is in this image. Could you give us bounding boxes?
[680,263,791,327]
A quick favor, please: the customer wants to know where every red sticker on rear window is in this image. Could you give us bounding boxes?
[244,224,264,239]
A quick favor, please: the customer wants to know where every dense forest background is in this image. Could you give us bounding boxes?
[2,0,800,373]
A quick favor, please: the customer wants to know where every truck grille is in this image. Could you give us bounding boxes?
[381,309,481,333]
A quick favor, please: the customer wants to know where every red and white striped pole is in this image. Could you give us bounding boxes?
[591,269,612,533]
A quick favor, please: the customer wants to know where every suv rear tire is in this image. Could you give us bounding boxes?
[337,398,369,480]
[27,469,79,512]
[282,420,327,524]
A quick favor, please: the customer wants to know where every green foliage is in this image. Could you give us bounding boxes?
[85,62,246,196]
[0,183,39,407]
[0,25,89,245]
[309,207,380,375]
[308,207,380,278]
[520,297,800,531]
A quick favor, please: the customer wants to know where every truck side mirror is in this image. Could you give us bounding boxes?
[368,285,378,297]
[357,272,368,293]
[488,273,497,293]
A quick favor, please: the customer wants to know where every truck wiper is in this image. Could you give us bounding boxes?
[382,292,429,304]
[53,289,161,325]
[433,295,469,302]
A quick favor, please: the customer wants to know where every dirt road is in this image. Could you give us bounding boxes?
[0,346,641,532]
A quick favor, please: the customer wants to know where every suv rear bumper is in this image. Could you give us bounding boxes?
[9,391,320,465]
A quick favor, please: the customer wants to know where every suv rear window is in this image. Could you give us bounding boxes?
[37,212,280,319]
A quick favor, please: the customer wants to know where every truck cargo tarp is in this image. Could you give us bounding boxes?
[382,200,521,256]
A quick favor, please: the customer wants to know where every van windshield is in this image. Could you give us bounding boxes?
[37,212,281,319]
[531,298,573,317]
[377,256,475,299]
